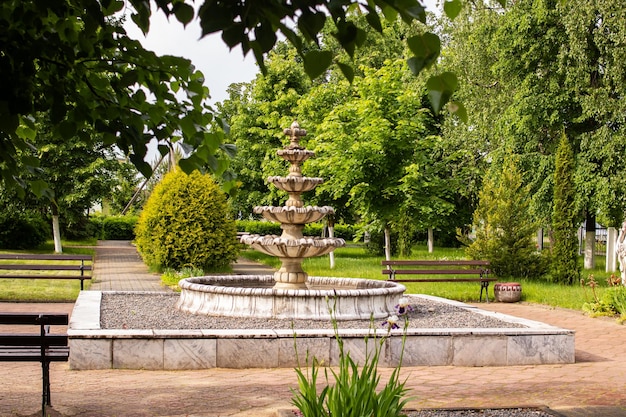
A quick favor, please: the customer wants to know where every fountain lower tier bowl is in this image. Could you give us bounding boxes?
[240,235,345,258]
[176,275,406,320]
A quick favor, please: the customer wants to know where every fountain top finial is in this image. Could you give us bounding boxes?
[283,121,307,150]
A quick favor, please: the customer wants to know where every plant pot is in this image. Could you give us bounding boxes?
[494,282,522,303]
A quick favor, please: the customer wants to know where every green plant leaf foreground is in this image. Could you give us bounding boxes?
[291,303,411,417]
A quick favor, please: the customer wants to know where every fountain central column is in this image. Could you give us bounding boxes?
[241,121,344,289]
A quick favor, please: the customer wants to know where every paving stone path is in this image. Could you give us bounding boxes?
[0,241,625,416]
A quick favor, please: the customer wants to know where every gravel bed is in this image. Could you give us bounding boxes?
[285,408,557,417]
[404,409,557,417]
[100,293,526,330]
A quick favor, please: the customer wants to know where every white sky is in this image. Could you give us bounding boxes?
[123,1,441,105]
[123,11,258,105]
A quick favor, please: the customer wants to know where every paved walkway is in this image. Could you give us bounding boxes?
[0,241,625,416]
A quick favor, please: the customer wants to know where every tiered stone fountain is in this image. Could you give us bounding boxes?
[176,121,406,320]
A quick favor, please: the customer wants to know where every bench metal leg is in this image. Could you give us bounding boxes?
[41,360,50,416]
[480,281,490,303]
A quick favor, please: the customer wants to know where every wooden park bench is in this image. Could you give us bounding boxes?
[382,259,496,302]
[0,313,70,416]
[0,253,93,290]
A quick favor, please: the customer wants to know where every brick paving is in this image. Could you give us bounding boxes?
[0,241,625,416]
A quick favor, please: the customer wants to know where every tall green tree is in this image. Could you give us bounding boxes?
[552,133,580,284]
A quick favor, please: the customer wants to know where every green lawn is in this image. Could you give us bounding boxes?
[0,240,96,302]
[241,244,617,311]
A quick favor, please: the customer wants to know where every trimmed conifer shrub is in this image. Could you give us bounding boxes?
[135,169,239,271]
[551,132,580,284]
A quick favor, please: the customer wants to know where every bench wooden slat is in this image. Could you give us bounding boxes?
[0,313,69,326]
[382,269,488,275]
[382,260,489,266]
[382,278,497,283]
[0,334,68,347]
[0,274,91,280]
[0,264,92,271]
[0,254,92,261]
[0,348,70,361]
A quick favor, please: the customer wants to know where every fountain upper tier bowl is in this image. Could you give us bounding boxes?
[176,275,406,320]
[268,176,323,193]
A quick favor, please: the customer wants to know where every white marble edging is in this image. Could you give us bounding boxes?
[68,292,575,370]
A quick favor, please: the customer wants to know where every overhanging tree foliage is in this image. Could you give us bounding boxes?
[2,0,499,199]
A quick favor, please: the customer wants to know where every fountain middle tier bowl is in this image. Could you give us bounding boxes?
[276,148,315,163]
[176,275,406,320]
[267,176,323,193]
[240,235,345,258]
[253,205,335,224]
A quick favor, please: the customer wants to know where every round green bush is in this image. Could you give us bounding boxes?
[135,169,239,271]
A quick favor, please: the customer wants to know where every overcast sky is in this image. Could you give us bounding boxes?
[123,2,441,106]
[124,11,258,105]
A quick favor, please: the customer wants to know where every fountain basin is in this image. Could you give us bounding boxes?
[176,275,406,320]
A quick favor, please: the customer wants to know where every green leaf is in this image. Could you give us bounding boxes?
[426,72,459,114]
[103,0,125,16]
[254,23,277,53]
[131,11,150,34]
[303,50,332,79]
[222,23,245,49]
[406,33,441,74]
[15,124,37,141]
[443,0,463,20]
[337,62,355,83]
[381,5,398,22]
[173,3,194,26]
[298,11,326,42]
[447,100,467,122]
[29,180,52,199]
[120,70,139,87]
[59,120,77,139]
[365,9,383,33]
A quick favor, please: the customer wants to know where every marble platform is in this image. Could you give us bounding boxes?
[68,291,575,370]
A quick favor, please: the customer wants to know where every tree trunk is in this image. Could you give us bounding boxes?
[384,226,391,261]
[584,212,595,269]
[51,204,63,253]
[606,227,617,273]
[328,217,335,269]
[537,228,544,251]
[427,227,434,253]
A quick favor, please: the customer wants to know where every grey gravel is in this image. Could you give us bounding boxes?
[100,293,526,330]
[284,408,558,417]
[404,409,558,417]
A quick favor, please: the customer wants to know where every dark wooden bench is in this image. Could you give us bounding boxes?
[0,254,93,290]
[0,313,70,416]
[382,260,496,302]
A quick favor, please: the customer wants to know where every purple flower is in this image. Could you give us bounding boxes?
[382,314,400,330]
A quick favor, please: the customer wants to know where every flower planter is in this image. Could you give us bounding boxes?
[494,282,522,303]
